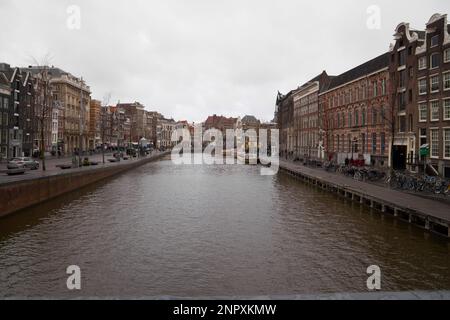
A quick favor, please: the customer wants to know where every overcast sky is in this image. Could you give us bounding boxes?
[1,0,450,123]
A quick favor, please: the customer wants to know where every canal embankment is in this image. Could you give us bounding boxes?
[280,160,450,238]
[0,151,170,218]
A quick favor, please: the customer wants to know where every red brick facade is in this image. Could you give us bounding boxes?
[320,54,391,166]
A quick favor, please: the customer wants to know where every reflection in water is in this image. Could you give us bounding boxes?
[0,159,449,298]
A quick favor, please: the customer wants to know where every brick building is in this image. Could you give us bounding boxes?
[389,13,450,177]
[118,102,146,143]
[293,71,333,161]
[320,53,391,166]
[389,22,426,171]
[0,64,36,158]
[24,66,91,155]
[0,72,10,159]
[275,91,294,158]
[414,14,450,177]
[89,99,102,150]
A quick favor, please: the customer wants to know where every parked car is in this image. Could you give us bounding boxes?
[7,157,40,170]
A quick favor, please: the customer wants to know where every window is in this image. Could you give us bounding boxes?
[430,53,440,69]
[445,129,450,159]
[418,56,427,70]
[399,116,406,133]
[419,103,428,122]
[430,75,440,92]
[431,35,439,47]
[381,79,386,95]
[372,109,377,125]
[348,111,352,127]
[381,133,386,155]
[431,100,440,121]
[409,67,414,78]
[372,133,377,154]
[373,81,378,97]
[355,110,359,127]
[398,50,406,66]
[398,92,406,110]
[361,133,365,153]
[3,98,8,109]
[362,109,366,125]
[409,114,413,132]
[445,48,450,63]
[418,78,427,95]
[430,129,439,158]
[399,70,406,88]
[444,72,450,90]
[444,99,450,120]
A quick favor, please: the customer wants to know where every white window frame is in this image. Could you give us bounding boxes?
[431,35,439,48]
[418,102,428,122]
[445,48,450,63]
[430,100,440,122]
[443,72,450,91]
[430,128,439,159]
[430,53,440,70]
[444,127,450,159]
[430,74,440,93]
[418,77,427,95]
[418,56,427,70]
[444,99,450,121]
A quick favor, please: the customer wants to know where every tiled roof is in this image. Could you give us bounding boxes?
[326,52,389,92]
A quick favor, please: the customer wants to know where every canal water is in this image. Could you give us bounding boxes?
[0,158,449,298]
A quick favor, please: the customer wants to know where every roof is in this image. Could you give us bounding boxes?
[0,72,10,88]
[22,66,69,78]
[413,30,426,40]
[241,115,260,124]
[326,52,389,92]
[205,115,237,127]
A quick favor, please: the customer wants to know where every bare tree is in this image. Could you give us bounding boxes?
[100,93,111,164]
[30,55,53,171]
[385,71,399,175]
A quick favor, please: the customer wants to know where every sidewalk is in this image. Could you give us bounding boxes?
[0,152,163,185]
[280,160,450,225]
[0,153,113,171]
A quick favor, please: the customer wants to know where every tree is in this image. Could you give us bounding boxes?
[385,70,399,175]
[31,56,53,172]
[100,93,111,164]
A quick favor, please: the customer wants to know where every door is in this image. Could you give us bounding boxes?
[393,145,407,171]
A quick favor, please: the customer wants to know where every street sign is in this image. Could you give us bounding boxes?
[420,144,429,156]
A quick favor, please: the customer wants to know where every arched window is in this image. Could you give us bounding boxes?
[362,109,366,126]
[355,110,359,127]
